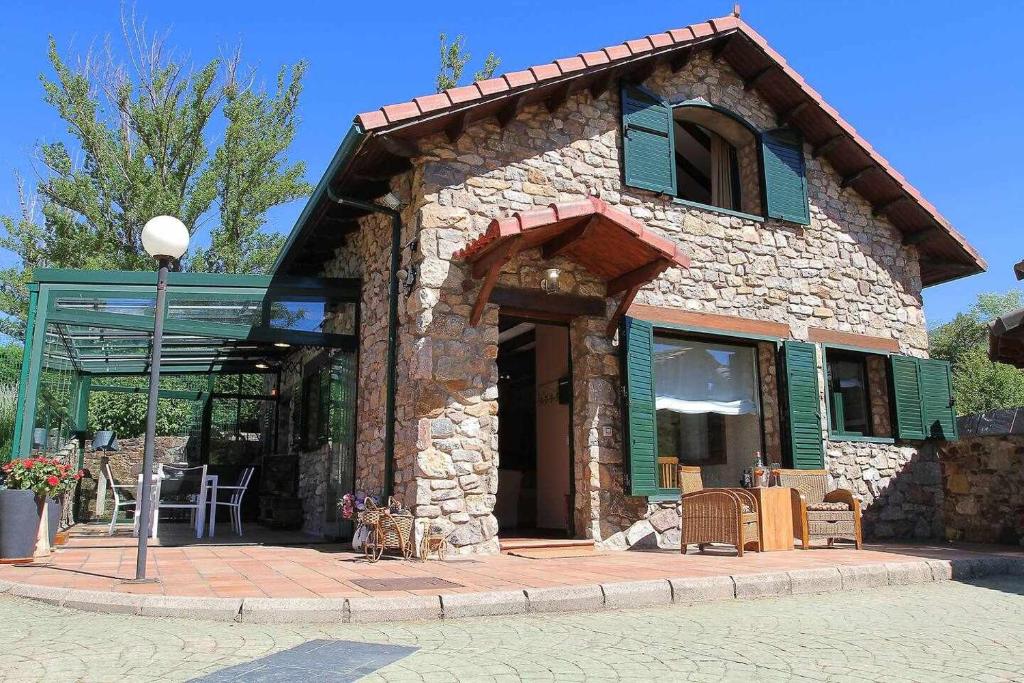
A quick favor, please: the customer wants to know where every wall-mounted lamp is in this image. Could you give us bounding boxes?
[273,342,291,349]
[540,268,562,294]
[255,362,270,370]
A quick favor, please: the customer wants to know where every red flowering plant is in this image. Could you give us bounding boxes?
[1,457,84,498]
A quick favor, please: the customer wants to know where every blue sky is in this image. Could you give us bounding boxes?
[1,0,1021,326]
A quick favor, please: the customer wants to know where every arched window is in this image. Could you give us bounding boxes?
[620,84,809,224]
[672,100,759,215]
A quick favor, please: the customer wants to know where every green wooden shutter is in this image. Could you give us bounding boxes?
[621,83,677,195]
[890,355,925,440]
[762,128,810,225]
[782,341,824,469]
[919,358,957,440]
[620,317,659,495]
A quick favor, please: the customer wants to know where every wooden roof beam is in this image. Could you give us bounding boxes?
[377,135,419,159]
[776,100,809,127]
[902,227,939,246]
[622,60,656,85]
[872,195,909,218]
[668,47,694,73]
[607,284,642,337]
[546,81,579,113]
[496,94,527,128]
[743,65,774,91]
[541,216,597,259]
[470,239,522,325]
[588,68,619,101]
[812,134,844,159]
[840,166,878,190]
[712,35,736,62]
[445,111,469,143]
[606,258,671,297]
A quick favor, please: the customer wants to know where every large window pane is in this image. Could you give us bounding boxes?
[827,353,871,436]
[654,336,762,488]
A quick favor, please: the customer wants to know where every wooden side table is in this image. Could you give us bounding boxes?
[751,487,795,551]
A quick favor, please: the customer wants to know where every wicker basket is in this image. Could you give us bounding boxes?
[358,499,415,562]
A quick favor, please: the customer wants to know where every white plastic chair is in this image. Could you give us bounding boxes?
[102,461,141,536]
[212,467,255,536]
[156,464,208,538]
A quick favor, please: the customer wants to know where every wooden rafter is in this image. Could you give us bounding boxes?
[378,135,419,159]
[607,259,670,297]
[445,111,469,143]
[541,217,597,260]
[669,47,694,73]
[811,134,844,159]
[607,284,642,337]
[469,239,522,325]
[588,69,618,100]
[546,82,577,112]
[497,95,526,128]
[872,195,909,218]
[840,166,876,189]
[776,100,809,126]
[901,227,938,246]
[622,60,656,85]
[743,65,773,91]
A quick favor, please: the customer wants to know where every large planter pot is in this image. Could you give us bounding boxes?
[0,489,42,564]
[47,498,61,548]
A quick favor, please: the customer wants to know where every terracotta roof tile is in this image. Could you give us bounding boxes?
[445,84,482,104]
[356,110,388,130]
[475,77,509,96]
[529,63,562,81]
[503,70,536,89]
[579,50,610,67]
[668,27,696,42]
[602,44,632,61]
[624,38,654,55]
[554,56,587,73]
[690,21,715,39]
[412,93,452,114]
[648,33,674,49]
[454,197,690,270]
[381,101,420,123]
[710,15,740,32]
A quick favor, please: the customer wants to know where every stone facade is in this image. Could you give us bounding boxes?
[302,48,942,551]
[940,411,1024,546]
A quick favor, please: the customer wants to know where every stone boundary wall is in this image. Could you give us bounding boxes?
[940,410,1024,546]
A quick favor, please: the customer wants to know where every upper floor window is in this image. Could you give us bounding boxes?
[825,350,873,437]
[620,83,810,225]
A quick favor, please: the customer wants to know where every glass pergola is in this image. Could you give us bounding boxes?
[11,269,360,462]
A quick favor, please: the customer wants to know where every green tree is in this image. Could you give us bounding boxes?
[929,290,1024,415]
[436,33,500,92]
[0,13,311,338]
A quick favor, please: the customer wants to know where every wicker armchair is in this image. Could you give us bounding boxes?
[777,469,862,549]
[679,466,760,556]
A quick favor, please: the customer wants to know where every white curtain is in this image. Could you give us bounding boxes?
[709,133,734,209]
[654,337,758,416]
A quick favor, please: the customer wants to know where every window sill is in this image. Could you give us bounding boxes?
[827,434,895,445]
[648,490,680,502]
[671,198,765,223]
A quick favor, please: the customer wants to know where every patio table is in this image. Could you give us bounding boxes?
[133,473,216,539]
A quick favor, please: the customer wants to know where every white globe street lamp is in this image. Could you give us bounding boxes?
[132,216,189,582]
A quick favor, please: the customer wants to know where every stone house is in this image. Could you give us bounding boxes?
[272,14,985,553]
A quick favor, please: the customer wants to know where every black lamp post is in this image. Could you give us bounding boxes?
[132,215,189,582]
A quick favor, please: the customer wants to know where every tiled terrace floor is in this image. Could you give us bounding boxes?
[2,523,1019,599]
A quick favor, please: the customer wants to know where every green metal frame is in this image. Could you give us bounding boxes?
[11,268,361,459]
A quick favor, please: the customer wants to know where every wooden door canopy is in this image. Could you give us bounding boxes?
[456,197,690,333]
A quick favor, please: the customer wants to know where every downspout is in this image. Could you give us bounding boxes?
[326,188,402,500]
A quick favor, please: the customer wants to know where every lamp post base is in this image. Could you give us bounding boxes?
[121,577,160,585]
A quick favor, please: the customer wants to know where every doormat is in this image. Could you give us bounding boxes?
[351,576,463,591]
[190,639,417,682]
[507,547,597,559]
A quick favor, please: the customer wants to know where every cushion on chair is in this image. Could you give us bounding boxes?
[806,501,851,511]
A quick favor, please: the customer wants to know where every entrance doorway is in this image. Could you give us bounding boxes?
[494,315,573,537]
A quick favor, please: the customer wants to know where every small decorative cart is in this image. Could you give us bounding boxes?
[419,522,450,561]
[357,498,415,562]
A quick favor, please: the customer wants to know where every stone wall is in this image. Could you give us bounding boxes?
[344,48,933,552]
[940,411,1024,546]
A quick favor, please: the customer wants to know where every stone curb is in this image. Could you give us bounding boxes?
[6,556,1022,624]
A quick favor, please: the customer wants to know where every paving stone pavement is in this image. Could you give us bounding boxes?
[2,576,1023,682]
